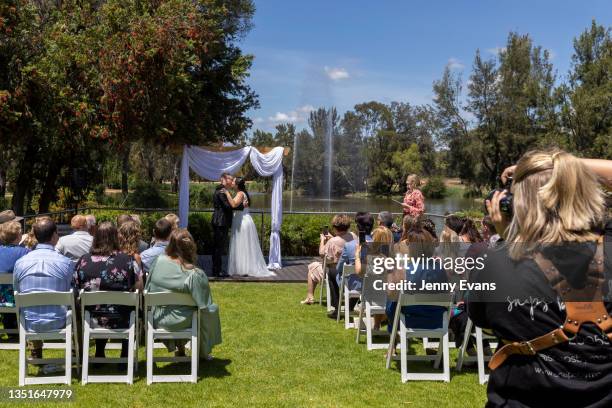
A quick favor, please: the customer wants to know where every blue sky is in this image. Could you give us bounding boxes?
[241,0,611,132]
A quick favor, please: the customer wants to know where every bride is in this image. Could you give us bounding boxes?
[223,177,276,277]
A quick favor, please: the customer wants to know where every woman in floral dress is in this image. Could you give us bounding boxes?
[74,221,142,360]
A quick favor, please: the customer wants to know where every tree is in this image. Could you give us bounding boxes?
[560,20,612,159]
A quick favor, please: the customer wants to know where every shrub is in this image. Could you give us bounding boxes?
[422,176,447,199]
[127,181,168,208]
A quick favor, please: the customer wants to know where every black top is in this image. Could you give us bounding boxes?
[468,221,612,408]
[211,185,233,227]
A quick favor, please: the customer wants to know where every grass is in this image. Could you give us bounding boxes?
[0,283,487,407]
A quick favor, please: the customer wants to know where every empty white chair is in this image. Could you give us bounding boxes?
[15,291,80,386]
[336,264,361,329]
[355,258,389,349]
[0,274,18,350]
[144,291,199,384]
[80,290,140,384]
[385,293,453,382]
[456,317,497,384]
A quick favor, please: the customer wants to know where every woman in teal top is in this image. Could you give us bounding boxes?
[145,229,221,358]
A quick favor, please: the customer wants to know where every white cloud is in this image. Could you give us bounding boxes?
[486,46,506,55]
[267,105,315,124]
[447,58,464,70]
[324,66,350,81]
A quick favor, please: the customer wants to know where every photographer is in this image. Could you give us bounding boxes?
[467,149,612,407]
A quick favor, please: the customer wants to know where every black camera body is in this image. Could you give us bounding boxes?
[485,177,513,216]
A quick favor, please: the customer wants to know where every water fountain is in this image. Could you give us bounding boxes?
[289,130,298,212]
[324,108,333,211]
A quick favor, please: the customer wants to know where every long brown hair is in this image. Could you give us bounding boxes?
[118,221,141,255]
[91,222,120,256]
[166,228,197,266]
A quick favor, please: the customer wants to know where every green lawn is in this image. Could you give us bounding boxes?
[0,283,487,407]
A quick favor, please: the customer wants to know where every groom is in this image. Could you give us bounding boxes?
[211,172,234,278]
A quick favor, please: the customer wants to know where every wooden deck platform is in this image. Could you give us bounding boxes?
[198,255,315,283]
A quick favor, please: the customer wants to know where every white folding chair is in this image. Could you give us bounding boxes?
[80,290,139,384]
[0,274,19,349]
[144,291,199,384]
[15,291,80,386]
[455,317,497,384]
[336,264,361,329]
[317,257,335,312]
[355,259,389,349]
[385,293,453,382]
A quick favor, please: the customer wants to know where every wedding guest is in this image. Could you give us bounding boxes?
[74,221,141,361]
[481,215,500,246]
[13,218,72,359]
[145,229,221,359]
[0,221,30,335]
[468,150,612,406]
[129,214,149,253]
[385,227,446,331]
[117,214,132,227]
[85,214,97,236]
[118,221,144,283]
[421,218,438,241]
[353,226,394,327]
[164,213,180,230]
[401,174,425,218]
[140,218,173,276]
[301,214,354,306]
[55,215,93,261]
[329,212,374,313]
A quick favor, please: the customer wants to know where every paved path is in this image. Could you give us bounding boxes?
[198,255,315,283]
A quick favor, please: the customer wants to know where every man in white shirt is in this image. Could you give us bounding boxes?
[55,215,93,261]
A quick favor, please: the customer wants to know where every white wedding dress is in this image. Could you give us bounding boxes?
[228,208,276,277]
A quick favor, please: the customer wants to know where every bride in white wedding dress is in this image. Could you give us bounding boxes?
[223,177,276,277]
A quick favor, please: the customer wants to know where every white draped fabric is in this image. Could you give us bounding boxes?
[178,145,284,269]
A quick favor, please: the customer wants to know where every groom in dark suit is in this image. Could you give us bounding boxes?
[211,173,234,277]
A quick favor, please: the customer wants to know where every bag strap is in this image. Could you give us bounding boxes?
[489,238,610,370]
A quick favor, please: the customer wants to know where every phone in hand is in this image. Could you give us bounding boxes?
[358,230,366,244]
[322,226,329,236]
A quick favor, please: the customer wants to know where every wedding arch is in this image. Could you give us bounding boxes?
[178,145,286,269]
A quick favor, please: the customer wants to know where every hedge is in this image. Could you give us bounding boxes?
[88,210,335,257]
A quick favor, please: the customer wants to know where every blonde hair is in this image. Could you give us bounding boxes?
[506,149,605,259]
[164,213,180,230]
[407,174,420,187]
[331,214,351,232]
[0,221,22,245]
[118,220,141,255]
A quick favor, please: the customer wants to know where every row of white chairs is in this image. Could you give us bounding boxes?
[318,257,496,384]
[0,278,200,386]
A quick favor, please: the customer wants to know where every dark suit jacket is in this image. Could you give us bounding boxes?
[212,185,233,227]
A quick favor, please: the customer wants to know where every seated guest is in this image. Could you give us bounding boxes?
[0,210,23,225]
[128,214,149,253]
[164,213,180,230]
[301,214,354,306]
[85,214,97,236]
[421,218,438,241]
[117,214,132,227]
[140,218,173,276]
[0,221,30,335]
[145,229,221,358]
[74,222,141,360]
[13,218,73,359]
[55,215,93,261]
[329,212,374,313]
[394,215,418,256]
[118,221,144,283]
[386,227,447,331]
[354,226,394,327]
[481,215,500,246]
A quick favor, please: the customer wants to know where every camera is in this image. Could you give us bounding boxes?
[485,177,513,216]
